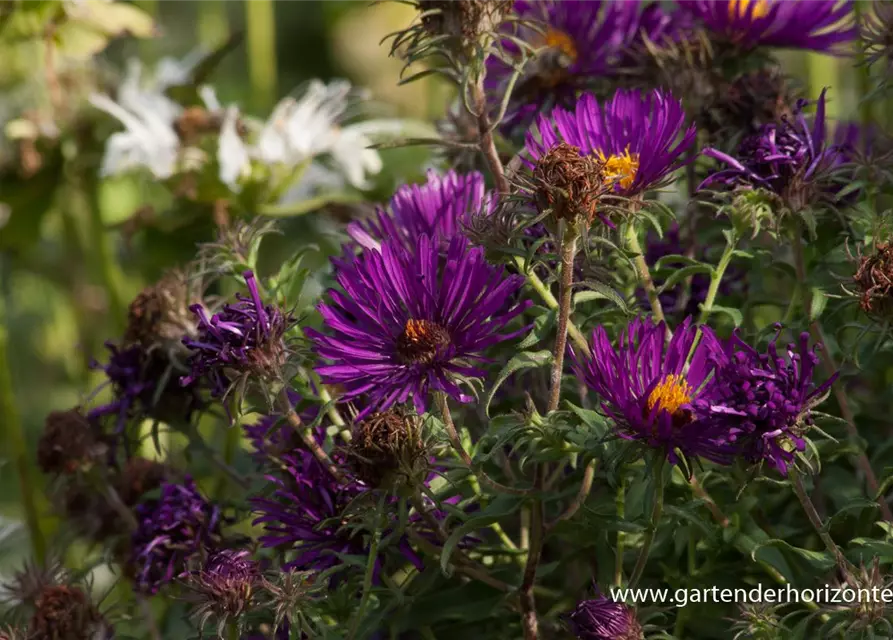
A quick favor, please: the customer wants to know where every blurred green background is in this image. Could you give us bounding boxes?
[0,0,872,591]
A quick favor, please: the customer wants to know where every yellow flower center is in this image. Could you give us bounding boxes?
[544,28,578,62]
[396,319,451,365]
[597,148,640,190]
[728,0,770,20]
[647,374,693,415]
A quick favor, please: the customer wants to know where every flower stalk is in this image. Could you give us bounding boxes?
[625,221,665,323]
[278,389,347,486]
[790,471,857,574]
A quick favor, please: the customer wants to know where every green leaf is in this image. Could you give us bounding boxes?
[483,350,552,417]
[653,254,704,270]
[808,287,827,322]
[565,403,609,439]
[705,304,744,327]
[752,539,836,575]
[257,192,364,217]
[575,281,630,314]
[656,264,714,294]
[440,495,524,576]
[517,308,555,350]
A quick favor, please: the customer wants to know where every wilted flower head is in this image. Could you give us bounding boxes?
[572,317,734,465]
[698,326,837,474]
[28,584,108,640]
[186,549,260,636]
[530,142,611,226]
[182,270,295,398]
[88,342,201,437]
[347,409,428,489]
[701,90,851,212]
[487,1,683,135]
[130,477,221,594]
[569,591,644,640]
[37,409,103,476]
[705,67,797,139]
[680,0,856,54]
[309,235,529,417]
[251,443,369,576]
[525,89,696,198]
[0,559,67,609]
[853,241,893,318]
[124,270,197,348]
[417,0,512,49]
[347,169,494,251]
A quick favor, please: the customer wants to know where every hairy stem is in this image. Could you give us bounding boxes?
[696,236,737,325]
[625,222,665,324]
[278,389,347,485]
[469,67,510,194]
[679,469,729,528]
[348,493,386,640]
[791,230,892,521]
[511,256,590,357]
[547,227,578,413]
[629,456,666,589]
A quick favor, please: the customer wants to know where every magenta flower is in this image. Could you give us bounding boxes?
[572,317,734,465]
[308,235,529,416]
[680,0,856,53]
[525,89,696,198]
[347,169,494,251]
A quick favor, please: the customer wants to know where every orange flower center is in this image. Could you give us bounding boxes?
[396,319,450,365]
[597,148,640,190]
[647,374,693,415]
[728,0,770,20]
[544,28,578,61]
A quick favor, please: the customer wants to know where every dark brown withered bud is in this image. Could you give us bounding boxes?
[706,67,797,139]
[114,457,169,507]
[37,410,101,476]
[28,585,106,640]
[854,241,893,317]
[347,409,427,488]
[1,560,66,610]
[124,270,196,347]
[532,142,608,224]
[418,1,512,46]
[863,2,893,72]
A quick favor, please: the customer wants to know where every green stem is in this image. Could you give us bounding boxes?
[245,0,278,113]
[614,474,625,588]
[546,226,577,413]
[198,0,230,48]
[348,493,386,640]
[0,320,45,563]
[628,456,666,589]
[625,222,665,324]
[790,471,857,574]
[696,236,736,325]
[511,255,590,357]
[82,173,126,333]
[854,2,874,130]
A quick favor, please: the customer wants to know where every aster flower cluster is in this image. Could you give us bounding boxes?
[23,1,893,639]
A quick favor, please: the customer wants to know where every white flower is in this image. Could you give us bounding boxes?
[218,106,250,191]
[90,58,184,179]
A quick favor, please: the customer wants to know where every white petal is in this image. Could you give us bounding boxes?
[218,107,249,191]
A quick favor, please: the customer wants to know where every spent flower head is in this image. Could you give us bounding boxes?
[852,240,893,319]
[28,584,108,640]
[182,270,296,399]
[346,408,428,489]
[185,549,261,636]
[130,477,222,594]
[37,409,104,476]
[698,326,837,475]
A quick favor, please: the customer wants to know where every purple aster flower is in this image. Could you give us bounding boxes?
[571,316,734,465]
[680,0,856,53]
[130,477,221,594]
[486,1,684,135]
[182,270,294,398]
[700,89,852,210]
[569,591,644,640]
[88,342,201,438]
[347,169,494,252]
[696,326,837,475]
[525,89,696,198]
[307,234,530,417]
[251,448,423,580]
